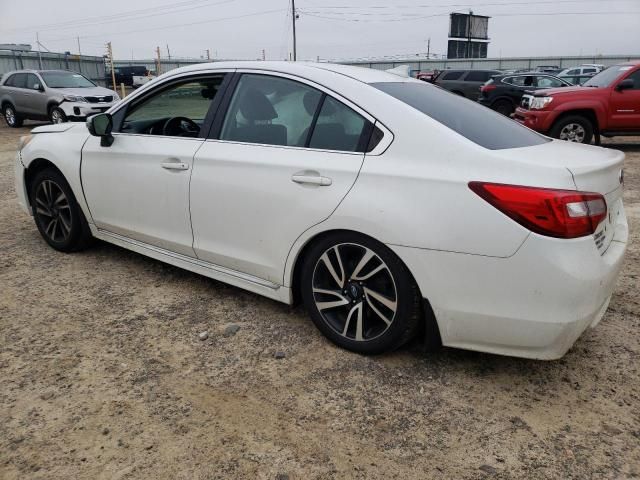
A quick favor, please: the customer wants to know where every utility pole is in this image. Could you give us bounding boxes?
[155,46,162,75]
[261,49,265,61]
[427,38,430,59]
[77,36,83,73]
[206,49,211,61]
[107,42,116,91]
[291,0,297,61]
[36,32,43,69]
[166,44,171,60]
[466,10,473,59]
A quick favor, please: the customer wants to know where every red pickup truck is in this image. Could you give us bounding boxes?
[514,61,640,144]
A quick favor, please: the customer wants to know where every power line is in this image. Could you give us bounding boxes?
[301,10,640,22]
[6,0,225,32]
[302,0,636,9]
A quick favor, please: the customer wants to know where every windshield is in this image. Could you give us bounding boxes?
[583,65,632,88]
[372,81,548,150]
[41,71,95,88]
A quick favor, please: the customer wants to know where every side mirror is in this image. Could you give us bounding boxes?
[87,113,114,147]
[616,78,634,91]
[33,83,44,92]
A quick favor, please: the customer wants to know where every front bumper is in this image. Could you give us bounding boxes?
[513,107,557,133]
[59,101,115,119]
[15,150,30,215]
[391,206,628,360]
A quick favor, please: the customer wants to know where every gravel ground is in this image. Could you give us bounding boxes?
[1,120,639,480]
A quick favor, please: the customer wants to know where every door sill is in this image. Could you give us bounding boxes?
[94,229,291,303]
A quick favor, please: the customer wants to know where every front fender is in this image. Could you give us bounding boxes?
[554,100,607,128]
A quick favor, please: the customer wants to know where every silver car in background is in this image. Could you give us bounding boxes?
[0,69,119,127]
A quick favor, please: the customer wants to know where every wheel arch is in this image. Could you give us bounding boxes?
[551,108,600,132]
[287,228,442,349]
[24,158,64,202]
[46,100,60,115]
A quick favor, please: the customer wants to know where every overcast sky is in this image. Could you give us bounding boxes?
[1,0,639,62]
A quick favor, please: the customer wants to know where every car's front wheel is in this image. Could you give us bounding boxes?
[3,104,23,128]
[29,168,93,252]
[301,232,422,354]
[549,115,594,144]
[49,106,67,124]
[492,99,514,116]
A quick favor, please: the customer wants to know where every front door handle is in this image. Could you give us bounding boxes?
[291,174,332,186]
[161,161,189,171]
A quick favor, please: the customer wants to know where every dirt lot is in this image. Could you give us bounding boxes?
[0,120,638,480]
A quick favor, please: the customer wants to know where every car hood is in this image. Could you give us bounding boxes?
[31,123,85,134]
[53,86,117,97]
[530,85,603,96]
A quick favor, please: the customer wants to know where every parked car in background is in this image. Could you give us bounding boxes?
[0,69,119,126]
[109,65,149,87]
[14,61,627,359]
[558,65,602,78]
[435,69,501,98]
[416,70,440,83]
[478,73,572,116]
[535,65,562,74]
[514,61,640,143]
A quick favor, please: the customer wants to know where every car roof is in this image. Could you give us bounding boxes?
[161,61,414,85]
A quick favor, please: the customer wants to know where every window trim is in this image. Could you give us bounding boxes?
[205,69,387,155]
[110,71,232,139]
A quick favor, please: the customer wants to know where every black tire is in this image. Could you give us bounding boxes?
[29,168,93,252]
[491,99,514,116]
[301,232,423,354]
[49,106,67,124]
[549,115,594,144]
[3,104,23,128]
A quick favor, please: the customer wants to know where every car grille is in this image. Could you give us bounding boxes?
[85,95,113,103]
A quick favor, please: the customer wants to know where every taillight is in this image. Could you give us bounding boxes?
[481,84,497,92]
[469,182,607,239]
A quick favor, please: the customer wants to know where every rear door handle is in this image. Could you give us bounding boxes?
[161,161,189,171]
[291,174,332,186]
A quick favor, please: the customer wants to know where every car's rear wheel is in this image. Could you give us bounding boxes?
[301,232,422,354]
[492,99,514,116]
[550,115,594,144]
[49,106,67,124]
[29,168,93,252]
[3,104,23,128]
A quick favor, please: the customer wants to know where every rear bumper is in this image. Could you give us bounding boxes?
[391,209,628,360]
[59,101,115,119]
[513,107,558,133]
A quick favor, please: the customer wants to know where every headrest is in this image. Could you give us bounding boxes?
[238,89,278,121]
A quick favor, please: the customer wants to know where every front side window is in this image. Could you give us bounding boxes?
[41,72,95,88]
[120,75,225,136]
[535,76,564,88]
[372,81,549,150]
[220,74,322,147]
[25,74,41,90]
[623,69,640,89]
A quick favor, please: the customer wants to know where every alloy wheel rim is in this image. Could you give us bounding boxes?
[51,110,63,124]
[559,123,585,142]
[35,180,72,242]
[312,243,397,342]
[5,108,15,125]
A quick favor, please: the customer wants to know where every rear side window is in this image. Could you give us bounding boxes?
[2,74,15,86]
[465,71,495,82]
[441,71,463,81]
[309,96,366,152]
[7,73,27,88]
[372,81,549,150]
[503,75,534,87]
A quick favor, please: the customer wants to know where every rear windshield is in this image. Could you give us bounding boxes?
[372,81,549,150]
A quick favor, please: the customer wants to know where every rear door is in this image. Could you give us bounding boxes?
[191,72,373,284]
[463,71,497,98]
[609,67,640,130]
[7,73,29,113]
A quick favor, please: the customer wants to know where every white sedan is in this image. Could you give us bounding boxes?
[14,61,628,359]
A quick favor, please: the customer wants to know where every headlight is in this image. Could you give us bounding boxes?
[18,135,33,151]
[63,95,87,103]
[112,92,120,101]
[530,97,553,110]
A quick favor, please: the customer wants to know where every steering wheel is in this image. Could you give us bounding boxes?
[162,117,200,137]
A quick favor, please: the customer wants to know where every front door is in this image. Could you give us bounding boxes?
[609,68,640,130]
[191,72,372,284]
[81,74,228,256]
